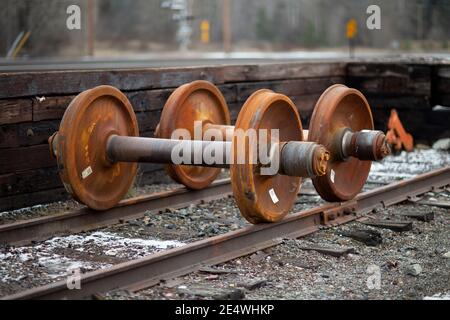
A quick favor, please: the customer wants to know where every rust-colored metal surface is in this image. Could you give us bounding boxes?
[7,167,449,300]
[308,84,374,202]
[386,109,414,152]
[51,86,139,210]
[156,80,231,190]
[203,123,235,140]
[230,90,303,224]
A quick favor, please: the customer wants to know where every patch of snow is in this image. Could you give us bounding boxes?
[0,231,185,285]
[423,292,450,300]
[45,231,185,255]
[18,253,31,262]
[0,252,13,261]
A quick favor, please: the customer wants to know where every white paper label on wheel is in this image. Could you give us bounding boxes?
[330,169,335,183]
[269,188,279,204]
[82,166,93,179]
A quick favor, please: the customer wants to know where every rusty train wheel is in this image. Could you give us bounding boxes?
[308,84,374,202]
[230,90,303,224]
[55,86,139,210]
[157,80,231,190]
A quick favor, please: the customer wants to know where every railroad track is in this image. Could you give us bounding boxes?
[4,166,449,300]
[0,178,322,246]
[0,179,324,246]
[0,176,402,247]
[0,179,231,246]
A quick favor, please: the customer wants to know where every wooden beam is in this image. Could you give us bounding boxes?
[0,62,345,99]
[0,144,55,174]
[361,219,413,232]
[0,99,32,124]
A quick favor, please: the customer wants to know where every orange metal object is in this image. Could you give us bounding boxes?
[156,80,231,190]
[230,89,304,224]
[309,84,376,202]
[49,86,139,210]
[386,109,414,152]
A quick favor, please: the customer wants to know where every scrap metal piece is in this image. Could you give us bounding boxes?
[386,109,414,152]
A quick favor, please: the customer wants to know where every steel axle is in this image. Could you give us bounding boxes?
[202,123,389,162]
[105,135,329,178]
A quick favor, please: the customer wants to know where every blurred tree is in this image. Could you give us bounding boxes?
[255,6,274,41]
[1,0,450,58]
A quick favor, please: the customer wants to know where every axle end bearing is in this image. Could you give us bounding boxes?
[280,142,330,177]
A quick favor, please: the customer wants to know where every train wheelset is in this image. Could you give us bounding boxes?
[49,80,390,224]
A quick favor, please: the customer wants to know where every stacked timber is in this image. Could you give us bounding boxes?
[346,60,450,142]
[0,62,345,210]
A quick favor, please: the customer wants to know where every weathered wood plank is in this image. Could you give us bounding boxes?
[0,62,345,99]
[399,210,435,222]
[0,187,70,212]
[291,93,321,118]
[436,65,450,79]
[347,63,431,80]
[228,102,241,122]
[127,83,239,112]
[136,110,162,133]
[30,84,238,120]
[434,94,450,106]
[347,63,431,96]
[364,94,430,109]
[298,244,356,257]
[0,99,33,125]
[0,120,60,148]
[435,77,450,93]
[361,219,413,232]
[8,76,331,136]
[236,77,343,102]
[0,110,172,150]
[0,164,168,199]
[0,66,226,99]
[346,76,430,95]
[435,66,450,106]
[33,96,74,121]
[0,144,55,174]
[223,62,346,82]
[427,108,450,126]
[128,88,174,113]
[370,108,446,143]
[0,167,61,197]
[341,229,382,246]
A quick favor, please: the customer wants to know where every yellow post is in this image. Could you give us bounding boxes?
[346,19,357,39]
[201,20,210,44]
[346,19,357,58]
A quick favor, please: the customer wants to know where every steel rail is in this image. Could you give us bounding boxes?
[4,166,449,300]
[0,179,232,246]
[0,180,318,246]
